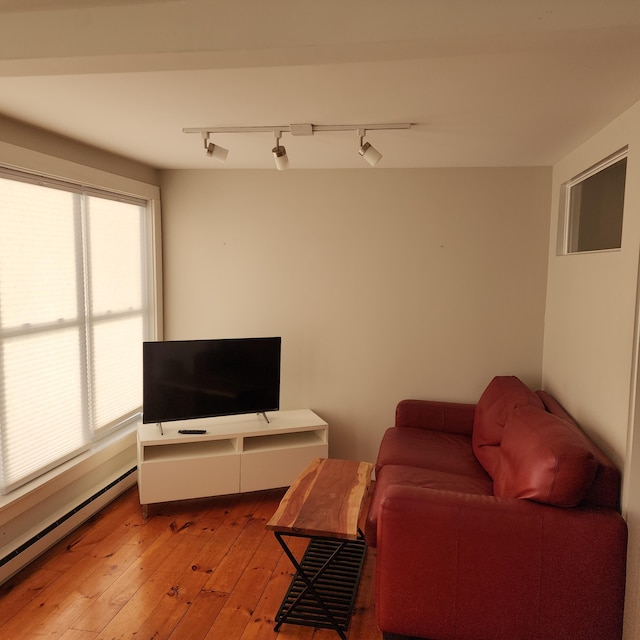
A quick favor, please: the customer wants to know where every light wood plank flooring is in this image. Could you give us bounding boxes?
[0,485,383,639]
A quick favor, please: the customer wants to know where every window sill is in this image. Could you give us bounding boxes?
[0,423,137,522]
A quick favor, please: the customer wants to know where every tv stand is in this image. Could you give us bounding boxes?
[137,409,328,516]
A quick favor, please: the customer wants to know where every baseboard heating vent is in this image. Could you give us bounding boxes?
[0,466,137,576]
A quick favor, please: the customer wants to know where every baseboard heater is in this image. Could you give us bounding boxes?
[0,467,137,580]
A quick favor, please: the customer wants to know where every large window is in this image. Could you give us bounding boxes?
[0,169,155,494]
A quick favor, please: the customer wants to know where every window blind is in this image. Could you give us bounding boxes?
[0,170,151,493]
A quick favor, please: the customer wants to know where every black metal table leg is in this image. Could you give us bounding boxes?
[272,531,367,639]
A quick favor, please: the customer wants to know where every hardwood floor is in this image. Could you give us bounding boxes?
[0,485,383,639]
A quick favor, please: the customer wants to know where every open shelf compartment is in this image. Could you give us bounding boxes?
[242,429,326,453]
[142,438,237,462]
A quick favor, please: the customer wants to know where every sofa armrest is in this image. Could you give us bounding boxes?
[395,399,476,435]
[375,485,627,640]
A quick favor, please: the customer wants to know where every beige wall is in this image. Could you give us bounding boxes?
[160,167,551,464]
[543,106,640,466]
[542,98,640,640]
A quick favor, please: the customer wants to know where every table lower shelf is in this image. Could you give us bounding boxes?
[275,536,367,635]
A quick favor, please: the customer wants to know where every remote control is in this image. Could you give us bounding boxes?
[178,429,207,434]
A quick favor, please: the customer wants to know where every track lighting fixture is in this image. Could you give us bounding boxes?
[202,132,228,162]
[357,129,383,167]
[272,131,289,171]
[184,122,412,168]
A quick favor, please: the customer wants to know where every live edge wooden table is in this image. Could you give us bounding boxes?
[266,457,374,639]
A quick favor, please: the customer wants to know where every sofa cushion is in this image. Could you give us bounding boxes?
[365,464,494,547]
[395,399,476,436]
[536,390,621,510]
[493,405,598,506]
[473,376,543,477]
[375,426,484,478]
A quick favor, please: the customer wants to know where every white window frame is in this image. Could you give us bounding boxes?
[557,147,628,256]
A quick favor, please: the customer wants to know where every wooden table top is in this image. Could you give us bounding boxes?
[266,457,374,541]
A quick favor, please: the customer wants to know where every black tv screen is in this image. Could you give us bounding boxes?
[142,337,281,424]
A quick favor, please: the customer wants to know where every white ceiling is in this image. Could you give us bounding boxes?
[0,0,640,170]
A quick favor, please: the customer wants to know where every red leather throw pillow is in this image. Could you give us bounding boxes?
[472,376,543,477]
[493,405,598,507]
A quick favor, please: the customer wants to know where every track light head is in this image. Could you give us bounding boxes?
[272,145,289,170]
[357,129,382,167]
[358,142,382,167]
[272,130,289,170]
[202,133,228,162]
[205,142,229,162]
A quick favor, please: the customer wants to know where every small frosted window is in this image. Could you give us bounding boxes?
[560,150,627,254]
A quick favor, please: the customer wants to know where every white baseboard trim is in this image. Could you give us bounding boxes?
[0,467,137,585]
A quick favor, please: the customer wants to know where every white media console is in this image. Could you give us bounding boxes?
[136,409,328,514]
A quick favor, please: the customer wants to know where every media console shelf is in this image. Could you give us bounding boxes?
[137,409,328,515]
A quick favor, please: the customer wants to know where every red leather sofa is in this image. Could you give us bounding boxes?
[365,376,627,640]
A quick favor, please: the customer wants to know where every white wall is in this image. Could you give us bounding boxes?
[542,98,640,640]
[160,167,551,464]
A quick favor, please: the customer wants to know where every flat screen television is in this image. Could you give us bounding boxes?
[142,337,281,424]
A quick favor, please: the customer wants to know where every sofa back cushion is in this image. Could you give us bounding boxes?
[493,405,598,506]
[536,390,621,510]
[473,376,543,477]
